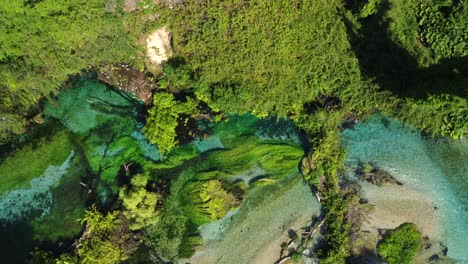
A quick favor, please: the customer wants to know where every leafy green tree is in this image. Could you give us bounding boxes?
[119,174,159,230]
[143,198,188,262]
[143,92,198,154]
[77,207,131,264]
[416,0,467,61]
[159,58,195,92]
[377,223,421,264]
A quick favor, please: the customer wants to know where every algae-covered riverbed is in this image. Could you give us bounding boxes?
[0,80,466,263]
[0,79,319,263]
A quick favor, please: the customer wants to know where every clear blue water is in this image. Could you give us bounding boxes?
[342,114,468,262]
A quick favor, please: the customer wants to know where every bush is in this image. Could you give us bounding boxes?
[377,223,421,264]
[143,92,198,154]
[77,207,132,264]
[119,174,159,230]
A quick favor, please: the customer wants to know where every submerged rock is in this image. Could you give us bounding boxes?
[357,162,401,186]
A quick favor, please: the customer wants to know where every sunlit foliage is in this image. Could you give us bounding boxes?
[0,0,138,140]
[119,174,159,230]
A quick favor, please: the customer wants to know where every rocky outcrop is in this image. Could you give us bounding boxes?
[358,163,401,186]
[97,64,157,105]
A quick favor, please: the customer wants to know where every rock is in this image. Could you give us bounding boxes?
[97,65,157,105]
[123,0,141,12]
[146,27,172,65]
[358,163,400,186]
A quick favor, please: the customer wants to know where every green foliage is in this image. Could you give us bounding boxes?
[377,223,422,264]
[359,0,384,18]
[416,0,467,60]
[0,0,138,140]
[157,0,362,117]
[402,95,467,138]
[362,163,374,176]
[119,174,159,230]
[80,206,119,236]
[78,207,130,264]
[29,250,78,264]
[159,58,195,92]
[313,131,351,264]
[385,0,434,66]
[291,251,302,263]
[0,130,73,194]
[143,92,198,154]
[143,198,188,262]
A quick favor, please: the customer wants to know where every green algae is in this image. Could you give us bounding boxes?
[44,79,138,135]
[180,179,241,225]
[30,155,88,242]
[151,126,304,258]
[205,136,303,179]
[44,79,157,195]
[0,130,73,195]
[194,175,322,264]
[160,114,303,227]
[1,80,307,261]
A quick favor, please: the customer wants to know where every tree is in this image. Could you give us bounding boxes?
[119,174,159,230]
[143,198,188,262]
[158,58,195,92]
[157,0,363,117]
[77,207,132,264]
[377,223,421,264]
[143,92,198,154]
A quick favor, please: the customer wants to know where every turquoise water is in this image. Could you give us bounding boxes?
[0,79,306,261]
[342,114,468,262]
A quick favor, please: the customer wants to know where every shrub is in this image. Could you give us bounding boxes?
[143,92,198,154]
[377,223,421,264]
[119,174,159,230]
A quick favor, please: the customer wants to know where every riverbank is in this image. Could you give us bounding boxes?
[342,114,468,262]
[187,176,321,264]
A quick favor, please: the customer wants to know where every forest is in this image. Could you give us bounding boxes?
[0,0,466,263]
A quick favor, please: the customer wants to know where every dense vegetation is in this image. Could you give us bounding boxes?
[0,0,466,263]
[143,92,198,154]
[377,223,422,264]
[0,0,138,141]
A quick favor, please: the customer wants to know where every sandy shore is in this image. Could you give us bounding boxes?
[360,181,441,239]
[355,181,450,264]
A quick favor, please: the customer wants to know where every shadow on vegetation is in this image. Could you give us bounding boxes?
[344,0,467,99]
[348,249,383,264]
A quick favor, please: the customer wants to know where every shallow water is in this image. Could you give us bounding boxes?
[342,114,468,262]
[0,79,308,261]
